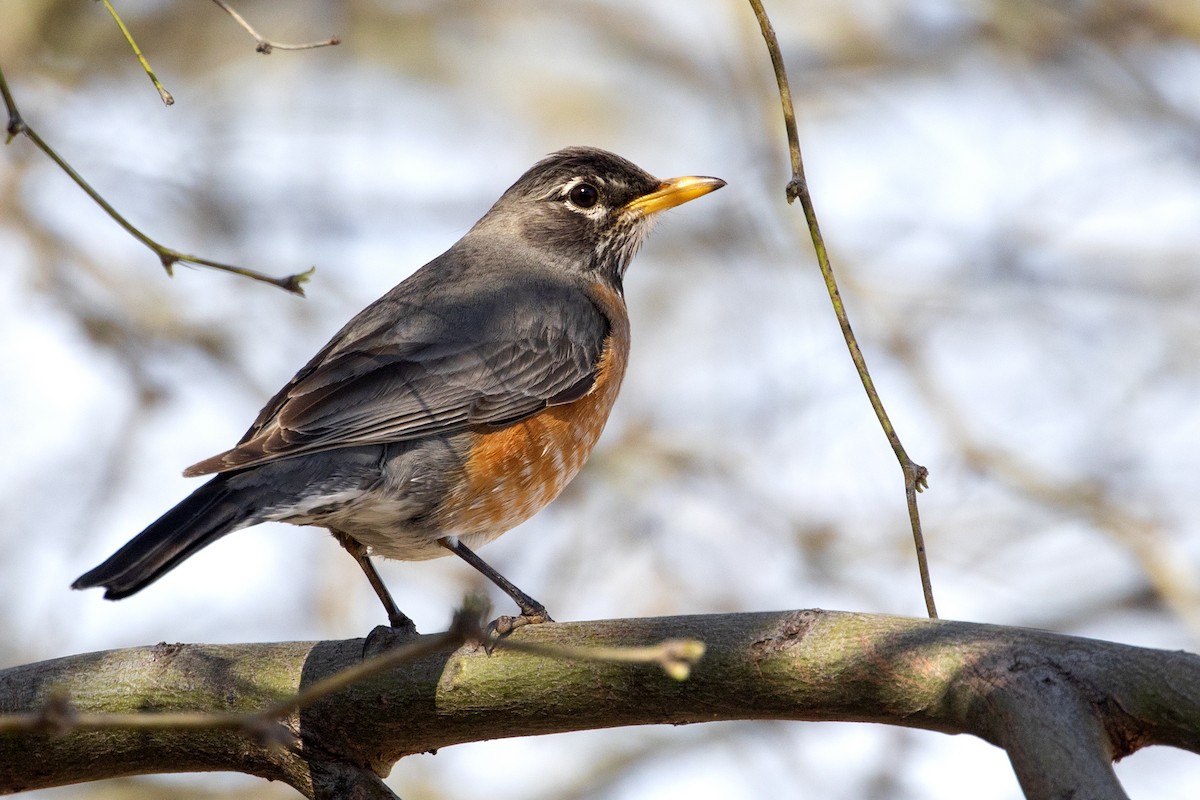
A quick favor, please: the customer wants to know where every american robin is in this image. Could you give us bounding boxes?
[73,146,724,634]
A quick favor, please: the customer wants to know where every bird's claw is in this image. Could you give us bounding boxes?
[483,608,554,651]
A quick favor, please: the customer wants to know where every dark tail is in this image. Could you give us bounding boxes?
[72,475,256,600]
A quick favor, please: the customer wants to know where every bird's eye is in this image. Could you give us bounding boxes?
[568,182,600,209]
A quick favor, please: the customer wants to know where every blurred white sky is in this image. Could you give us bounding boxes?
[3,1,1200,798]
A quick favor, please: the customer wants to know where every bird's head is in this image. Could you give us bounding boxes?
[476,146,725,287]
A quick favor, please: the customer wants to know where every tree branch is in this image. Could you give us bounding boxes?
[2,611,1197,798]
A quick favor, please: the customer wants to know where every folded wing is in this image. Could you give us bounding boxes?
[185,277,609,477]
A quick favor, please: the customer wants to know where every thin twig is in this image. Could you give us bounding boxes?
[259,622,473,722]
[495,637,707,681]
[746,0,937,618]
[0,65,312,295]
[0,690,250,737]
[97,0,174,105]
[210,0,341,54]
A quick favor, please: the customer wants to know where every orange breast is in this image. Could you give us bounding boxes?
[437,285,630,539]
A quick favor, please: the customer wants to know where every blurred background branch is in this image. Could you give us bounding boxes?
[2,1,1199,797]
[0,65,311,292]
[209,0,341,55]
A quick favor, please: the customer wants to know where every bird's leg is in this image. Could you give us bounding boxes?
[331,529,417,635]
[439,537,554,635]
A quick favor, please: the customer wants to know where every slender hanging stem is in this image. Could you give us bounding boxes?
[746,0,936,618]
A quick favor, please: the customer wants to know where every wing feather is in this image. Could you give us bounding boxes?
[184,270,610,477]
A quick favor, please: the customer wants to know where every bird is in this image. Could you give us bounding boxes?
[73,146,725,634]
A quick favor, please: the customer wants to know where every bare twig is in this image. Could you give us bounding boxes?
[0,65,312,295]
[746,0,937,618]
[496,637,706,681]
[0,696,288,743]
[210,0,341,54]
[261,606,484,721]
[97,0,174,105]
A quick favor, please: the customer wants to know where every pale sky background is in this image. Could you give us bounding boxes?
[3,1,1200,798]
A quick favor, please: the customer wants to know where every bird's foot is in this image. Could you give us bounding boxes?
[486,605,554,640]
[387,610,419,635]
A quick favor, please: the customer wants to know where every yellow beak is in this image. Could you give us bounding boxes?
[623,175,726,216]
